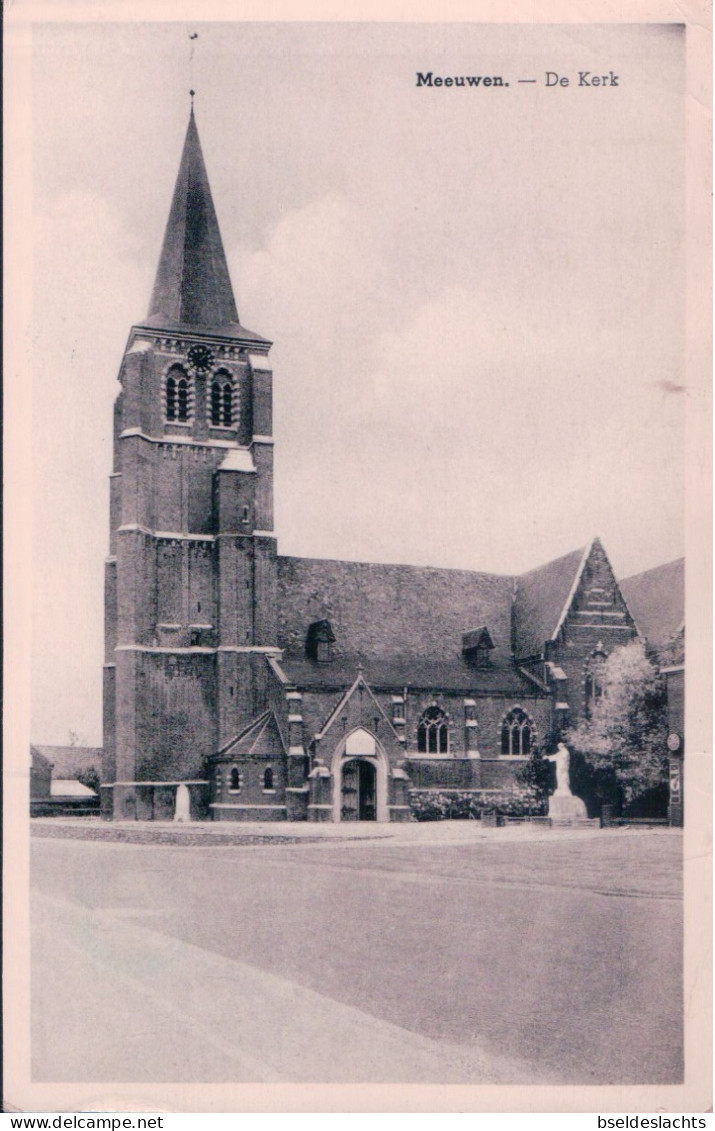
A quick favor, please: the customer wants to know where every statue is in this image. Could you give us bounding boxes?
[544,742,588,823]
[545,742,571,795]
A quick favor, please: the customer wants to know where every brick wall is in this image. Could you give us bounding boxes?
[30,753,52,802]
[479,758,524,789]
[665,668,684,737]
[403,689,466,754]
[405,758,477,788]
[547,540,638,725]
[288,679,553,786]
[102,665,116,789]
[212,756,286,808]
[402,691,552,760]
[136,651,217,780]
[550,625,638,724]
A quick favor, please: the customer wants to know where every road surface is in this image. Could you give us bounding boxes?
[31,828,682,1085]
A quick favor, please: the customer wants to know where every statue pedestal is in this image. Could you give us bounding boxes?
[548,791,588,824]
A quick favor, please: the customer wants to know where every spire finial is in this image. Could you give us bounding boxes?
[188,30,198,101]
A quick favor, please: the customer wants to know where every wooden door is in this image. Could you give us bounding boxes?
[358,760,377,821]
[341,759,360,821]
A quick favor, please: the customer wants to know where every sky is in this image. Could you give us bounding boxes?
[26,21,686,744]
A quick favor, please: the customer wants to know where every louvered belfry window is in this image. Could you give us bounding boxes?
[166,366,190,422]
[210,372,234,427]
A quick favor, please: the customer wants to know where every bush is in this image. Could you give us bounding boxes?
[515,750,554,804]
[408,786,544,822]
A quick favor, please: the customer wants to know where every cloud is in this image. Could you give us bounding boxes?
[234,193,383,356]
[272,274,684,576]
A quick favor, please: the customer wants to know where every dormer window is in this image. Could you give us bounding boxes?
[462,627,495,668]
[306,619,336,663]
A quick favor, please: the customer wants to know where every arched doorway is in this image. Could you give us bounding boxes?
[331,728,389,822]
[341,758,377,821]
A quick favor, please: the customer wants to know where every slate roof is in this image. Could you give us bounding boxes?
[276,542,642,682]
[134,316,269,345]
[276,555,515,665]
[512,544,588,660]
[30,745,102,775]
[619,558,685,648]
[278,654,543,696]
[147,107,267,341]
[211,711,287,761]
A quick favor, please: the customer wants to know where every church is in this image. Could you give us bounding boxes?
[101,107,656,823]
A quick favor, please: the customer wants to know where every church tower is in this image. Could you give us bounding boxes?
[102,106,278,819]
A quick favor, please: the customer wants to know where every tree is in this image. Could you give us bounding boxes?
[66,730,100,794]
[515,746,555,812]
[566,641,668,812]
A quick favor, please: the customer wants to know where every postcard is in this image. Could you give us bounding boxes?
[5,1,711,1116]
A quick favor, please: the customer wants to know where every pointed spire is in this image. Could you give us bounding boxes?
[148,106,240,330]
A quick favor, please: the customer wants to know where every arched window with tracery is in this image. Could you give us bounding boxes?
[210,371,235,427]
[500,708,534,756]
[263,767,274,792]
[585,650,607,716]
[166,366,190,422]
[417,706,449,754]
[229,767,241,792]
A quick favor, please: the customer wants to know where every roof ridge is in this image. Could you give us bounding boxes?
[278,553,513,581]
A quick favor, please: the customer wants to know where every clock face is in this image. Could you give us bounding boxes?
[187,343,215,372]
